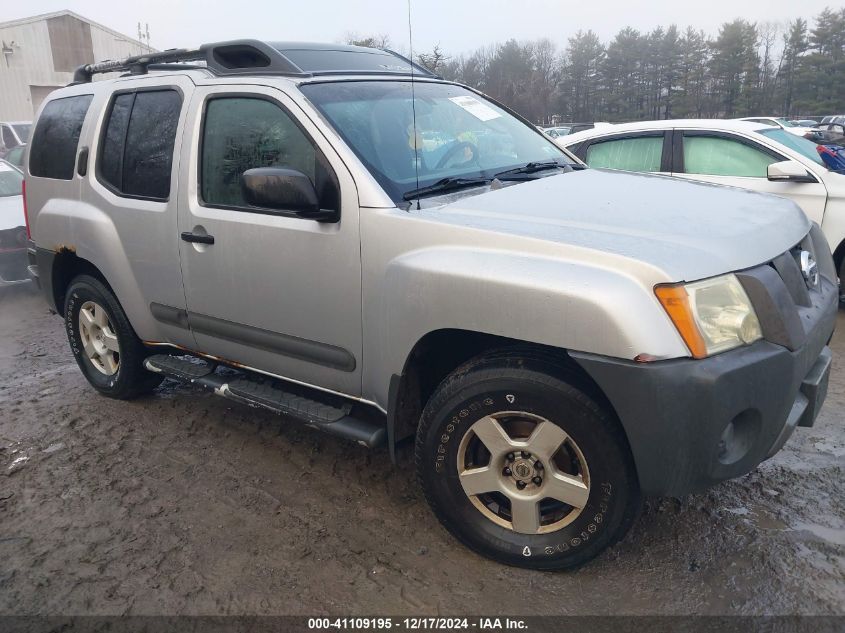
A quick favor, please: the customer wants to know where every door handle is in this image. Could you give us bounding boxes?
[77,147,89,176]
[181,231,215,245]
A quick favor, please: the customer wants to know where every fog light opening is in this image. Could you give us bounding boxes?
[717,409,761,466]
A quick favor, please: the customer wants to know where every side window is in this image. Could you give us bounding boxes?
[2,126,16,148]
[29,94,93,180]
[585,136,663,172]
[200,96,337,212]
[7,146,24,169]
[682,135,776,178]
[98,89,182,200]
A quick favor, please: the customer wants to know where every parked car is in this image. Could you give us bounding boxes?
[0,121,31,155]
[561,122,615,135]
[26,41,836,570]
[790,119,821,128]
[2,144,26,171]
[820,115,845,125]
[560,119,845,296]
[815,122,845,145]
[0,159,29,286]
[737,116,824,141]
[817,144,845,171]
[542,126,572,138]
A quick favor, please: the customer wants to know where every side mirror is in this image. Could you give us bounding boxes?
[241,167,337,222]
[767,160,816,183]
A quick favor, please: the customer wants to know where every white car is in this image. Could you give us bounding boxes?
[737,116,824,142]
[0,159,28,285]
[559,119,845,292]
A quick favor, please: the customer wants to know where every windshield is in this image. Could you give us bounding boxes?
[11,124,30,143]
[0,163,22,197]
[776,118,797,128]
[300,81,572,203]
[759,128,826,167]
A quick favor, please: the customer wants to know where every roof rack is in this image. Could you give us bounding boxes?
[72,39,436,84]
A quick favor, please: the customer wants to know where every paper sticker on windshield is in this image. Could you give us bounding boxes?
[449,96,501,122]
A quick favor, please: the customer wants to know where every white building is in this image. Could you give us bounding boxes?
[0,10,154,121]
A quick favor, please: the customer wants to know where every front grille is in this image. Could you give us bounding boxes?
[738,226,837,352]
[768,227,833,306]
[770,249,812,308]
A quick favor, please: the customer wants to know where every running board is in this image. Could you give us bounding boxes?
[144,354,386,448]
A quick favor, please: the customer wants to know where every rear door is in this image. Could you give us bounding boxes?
[671,130,828,225]
[176,84,363,396]
[82,75,195,349]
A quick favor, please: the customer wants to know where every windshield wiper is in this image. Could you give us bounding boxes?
[402,176,491,201]
[494,161,585,180]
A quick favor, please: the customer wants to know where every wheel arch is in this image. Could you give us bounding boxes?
[46,248,113,314]
[385,328,613,462]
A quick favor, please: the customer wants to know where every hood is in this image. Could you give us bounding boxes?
[0,194,25,233]
[421,169,811,282]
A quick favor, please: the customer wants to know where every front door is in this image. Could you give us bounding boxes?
[672,130,828,225]
[177,85,363,396]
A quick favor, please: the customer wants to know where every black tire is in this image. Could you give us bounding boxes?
[838,256,845,303]
[64,274,162,399]
[416,352,641,570]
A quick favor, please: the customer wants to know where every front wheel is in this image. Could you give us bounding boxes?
[415,353,641,570]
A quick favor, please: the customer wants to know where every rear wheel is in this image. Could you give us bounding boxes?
[416,353,640,570]
[64,275,162,399]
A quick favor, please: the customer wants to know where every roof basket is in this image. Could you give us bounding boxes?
[71,39,435,84]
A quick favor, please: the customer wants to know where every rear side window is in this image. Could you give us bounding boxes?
[98,89,182,200]
[585,136,663,173]
[30,95,93,180]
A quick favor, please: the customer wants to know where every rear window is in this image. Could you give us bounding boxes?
[98,89,182,200]
[29,95,93,180]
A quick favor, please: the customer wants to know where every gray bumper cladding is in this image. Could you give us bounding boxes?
[570,276,837,497]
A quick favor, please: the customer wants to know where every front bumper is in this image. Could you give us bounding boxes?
[572,231,838,497]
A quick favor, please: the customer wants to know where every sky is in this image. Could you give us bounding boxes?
[0,0,839,57]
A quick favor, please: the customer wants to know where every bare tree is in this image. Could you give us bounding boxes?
[344,33,392,49]
[417,44,450,74]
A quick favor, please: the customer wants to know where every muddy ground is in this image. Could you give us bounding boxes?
[0,283,843,616]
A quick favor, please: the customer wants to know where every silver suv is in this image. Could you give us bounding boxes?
[24,41,837,570]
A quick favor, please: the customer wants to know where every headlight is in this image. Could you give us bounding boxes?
[655,274,763,358]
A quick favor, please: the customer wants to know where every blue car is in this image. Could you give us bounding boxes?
[817,144,845,171]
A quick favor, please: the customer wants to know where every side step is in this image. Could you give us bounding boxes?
[144,354,386,448]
